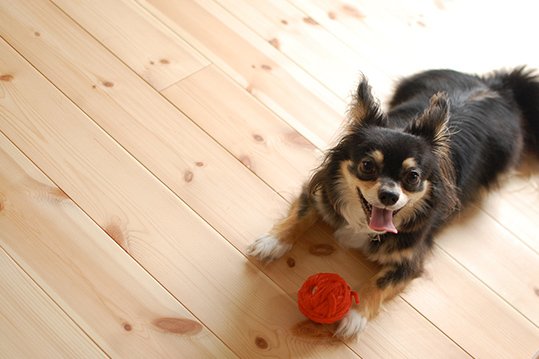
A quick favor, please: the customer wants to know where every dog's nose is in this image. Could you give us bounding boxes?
[379,189,399,206]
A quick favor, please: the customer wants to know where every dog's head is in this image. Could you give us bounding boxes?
[310,78,458,234]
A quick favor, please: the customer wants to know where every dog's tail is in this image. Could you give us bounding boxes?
[489,67,539,149]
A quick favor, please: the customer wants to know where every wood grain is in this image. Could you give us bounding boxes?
[162,64,320,196]
[404,246,539,358]
[0,246,106,358]
[437,204,539,325]
[0,120,233,357]
[0,0,288,244]
[50,0,209,91]
[215,0,391,100]
[138,0,347,149]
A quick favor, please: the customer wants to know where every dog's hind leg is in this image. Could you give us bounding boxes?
[248,187,319,262]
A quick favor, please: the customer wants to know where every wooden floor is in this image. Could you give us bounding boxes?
[1,0,539,358]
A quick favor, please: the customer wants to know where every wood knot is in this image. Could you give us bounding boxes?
[160,59,170,64]
[101,80,115,88]
[434,0,446,10]
[123,323,132,331]
[184,171,194,183]
[308,244,335,256]
[253,134,264,142]
[280,19,288,25]
[302,17,318,25]
[254,335,269,349]
[239,155,252,169]
[268,38,280,50]
[103,216,129,251]
[534,286,539,297]
[287,257,295,268]
[328,11,337,20]
[34,32,41,37]
[104,219,127,250]
[195,161,204,167]
[0,74,14,82]
[152,318,203,335]
[48,187,69,199]
[342,4,366,20]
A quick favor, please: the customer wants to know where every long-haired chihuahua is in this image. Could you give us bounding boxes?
[248,67,539,339]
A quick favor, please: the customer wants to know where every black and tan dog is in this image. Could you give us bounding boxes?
[248,67,539,339]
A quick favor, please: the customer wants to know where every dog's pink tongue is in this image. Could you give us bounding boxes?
[369,206,398,234]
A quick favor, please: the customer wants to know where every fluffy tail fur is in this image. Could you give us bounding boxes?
[488,67,539,149]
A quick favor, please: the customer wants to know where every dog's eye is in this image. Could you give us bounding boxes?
[404,171,421,186]
[360,160,376,175]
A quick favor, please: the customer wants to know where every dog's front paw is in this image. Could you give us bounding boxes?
[334,308,368,341]
[247,233,292,262]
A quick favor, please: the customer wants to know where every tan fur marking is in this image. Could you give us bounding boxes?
[269,195,319,245]
[402,157,417,170]
[341,160,376,191]
[340,161,380,207]
[356,267,411,320]
[368,247,415,265]
[369,150,384,166]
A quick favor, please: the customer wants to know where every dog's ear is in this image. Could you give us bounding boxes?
[347,76,386,130]
[407,93,459,215]
[405,92,450,147]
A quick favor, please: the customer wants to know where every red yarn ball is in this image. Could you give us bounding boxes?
[297,273,360,324]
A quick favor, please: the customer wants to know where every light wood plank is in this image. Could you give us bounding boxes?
[51,0,210,91]
[290,0,539,86]
[214,0,391,100]
[137,0,347,149]
[0,19,361,359]
[480,154,539,254]
[0,246,106,359]
[0,0,287,244]
[163,64,320,196]
[404,247,539,359]
[287,0,425,90]
[0,95,234,357]
[437,203,539,326]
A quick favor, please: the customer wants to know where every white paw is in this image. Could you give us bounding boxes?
[247,233,292,262]
[334,309,368,340]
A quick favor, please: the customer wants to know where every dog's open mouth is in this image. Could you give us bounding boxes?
[358,188,399,234]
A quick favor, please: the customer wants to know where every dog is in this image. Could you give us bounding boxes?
[248,67,539,340]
